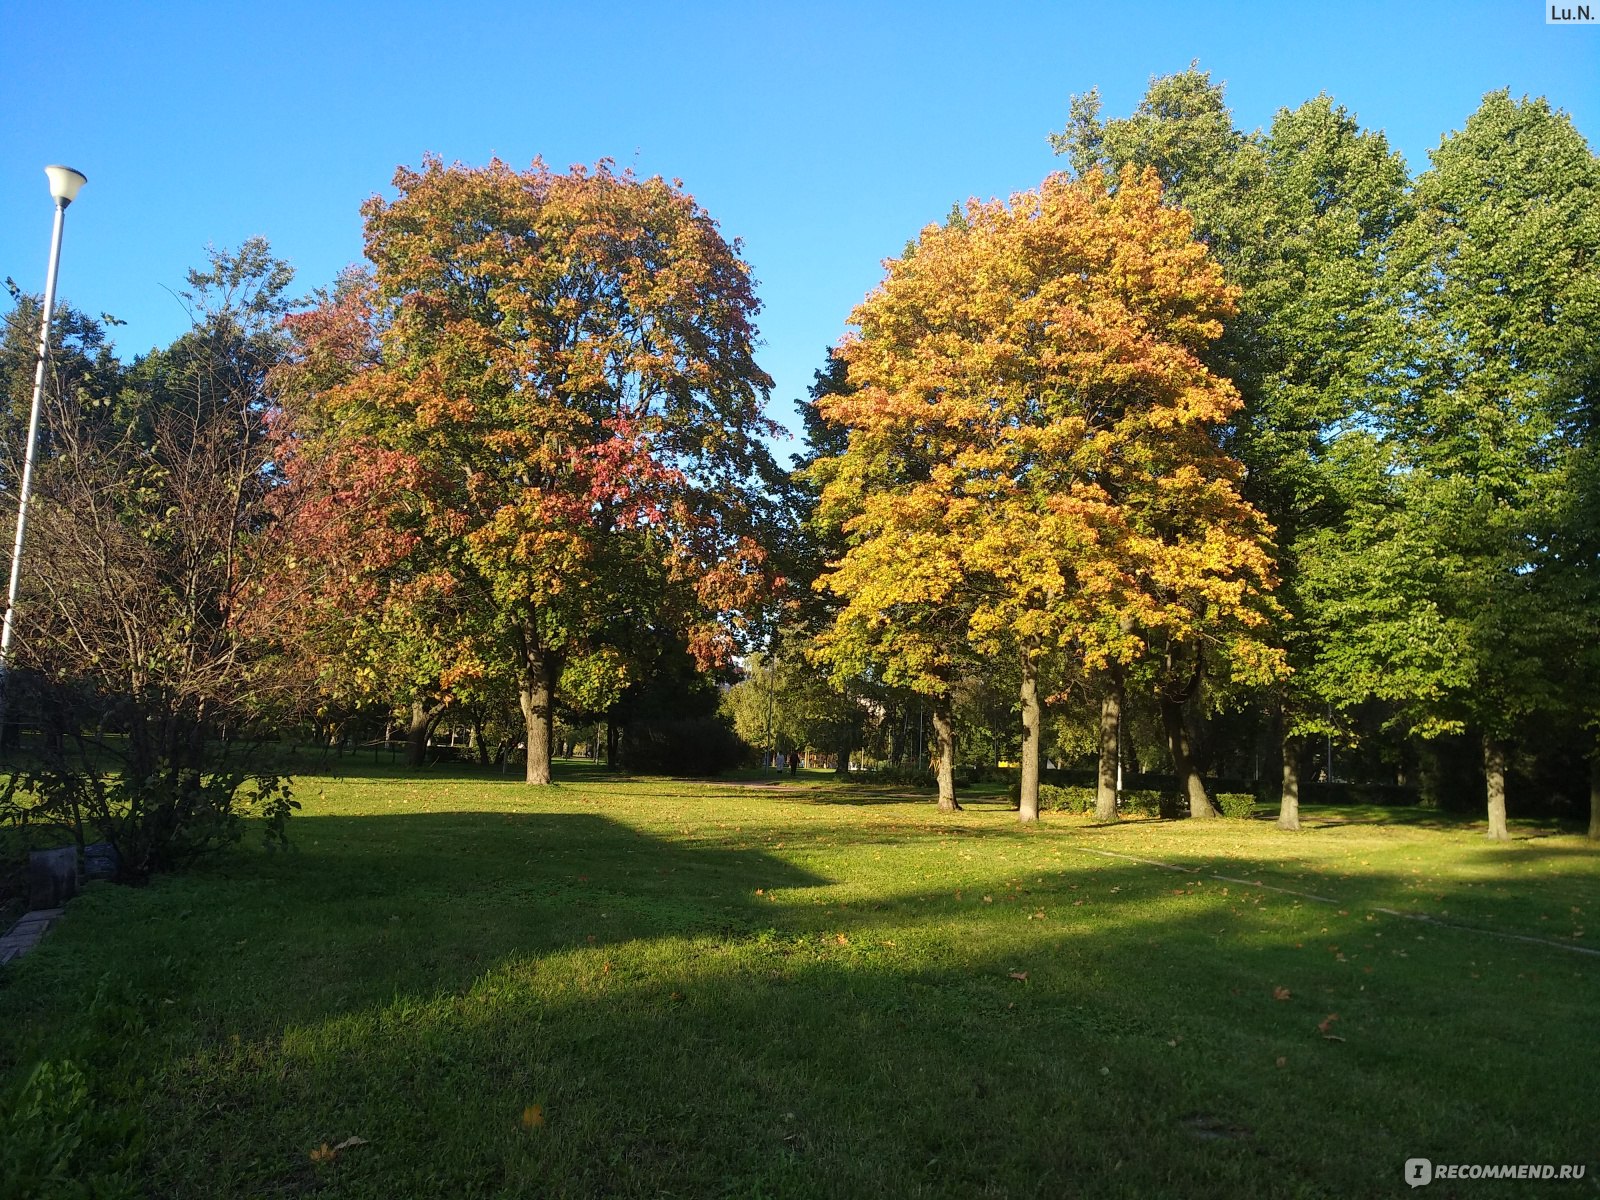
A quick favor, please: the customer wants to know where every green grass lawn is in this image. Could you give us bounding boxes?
[2,762,1597,1198]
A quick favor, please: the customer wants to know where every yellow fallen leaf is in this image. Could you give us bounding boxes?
[522,1104,545,1130]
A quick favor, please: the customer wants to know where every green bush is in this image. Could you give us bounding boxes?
[1116,789,1171,818]
[857,764,936,789]
[5,765,296,882]
[1217,792,1257,820]
[1037,784,1094,813]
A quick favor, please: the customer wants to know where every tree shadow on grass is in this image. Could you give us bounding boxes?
[4,809,1598,1199]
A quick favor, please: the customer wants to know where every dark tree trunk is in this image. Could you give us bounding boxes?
[605,719,619,768]
[520,649,558,785]
[834,727,852,775]
[1096,678,1120,822]
[405,700,441,768]
[1018,656,1041,823]
[1589,754,1600,841]
[1484,734,1509,841]
[1278,732,1301,832]
[931,703,960,812]
[1160,696,1214,818]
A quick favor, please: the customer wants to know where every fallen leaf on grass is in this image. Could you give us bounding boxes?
[1317,1013,1340,1035]
[332,1136,368,1151]
[521,1105,545,1130]
[1272,986,1292,1001]
[309,1144,335,1166]
[1275,1056,1288,1069]
[1008,971,1029,982]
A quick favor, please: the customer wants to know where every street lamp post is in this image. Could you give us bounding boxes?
[0,165,88,743]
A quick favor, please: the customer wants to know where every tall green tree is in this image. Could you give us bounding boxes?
[1308,92,1600,838]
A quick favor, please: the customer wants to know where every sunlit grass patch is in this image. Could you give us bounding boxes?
[2,763,1595,1197]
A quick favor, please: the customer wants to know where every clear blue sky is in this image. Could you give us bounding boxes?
[2,1,1594,460]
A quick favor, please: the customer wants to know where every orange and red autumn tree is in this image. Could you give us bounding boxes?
[278,158,779,783]
[813,168,1282,817]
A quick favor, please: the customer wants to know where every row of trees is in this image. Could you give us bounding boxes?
[741,72,1599,838]
[2,70,1595,878]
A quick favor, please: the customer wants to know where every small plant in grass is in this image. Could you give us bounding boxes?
[0,978,152,1199]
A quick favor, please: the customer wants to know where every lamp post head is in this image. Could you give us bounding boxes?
[44,165,87,208]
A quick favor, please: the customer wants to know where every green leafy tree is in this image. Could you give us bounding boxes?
[5,243,300,875]
[1308,92,1600,838]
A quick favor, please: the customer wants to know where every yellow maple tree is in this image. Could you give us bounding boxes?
[813,167,1282,817]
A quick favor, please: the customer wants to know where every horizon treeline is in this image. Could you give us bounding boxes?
[2,66,1595,875]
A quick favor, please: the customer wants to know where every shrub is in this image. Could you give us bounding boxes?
[5,764,297,882]
[1038,784,1095,814]
[857,765,937,789]
[1217,792,1257,820]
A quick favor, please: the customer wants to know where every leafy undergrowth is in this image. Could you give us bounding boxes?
[1,763,1595,1198]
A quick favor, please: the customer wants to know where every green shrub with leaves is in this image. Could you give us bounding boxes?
[8,763,297,881]
[1038,784,1094,813]
[1217,792,1258,820]
[858,764,937,789]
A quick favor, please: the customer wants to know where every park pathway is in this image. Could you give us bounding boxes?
[0,907,63,965]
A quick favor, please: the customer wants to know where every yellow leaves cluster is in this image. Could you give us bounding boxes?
[815,166,1283,688]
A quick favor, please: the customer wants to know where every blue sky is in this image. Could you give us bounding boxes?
[2,1,1594,461]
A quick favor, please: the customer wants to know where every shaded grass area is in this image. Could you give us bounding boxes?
[2,763,1597,1198]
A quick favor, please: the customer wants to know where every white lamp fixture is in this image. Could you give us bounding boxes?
[44,165,87,207]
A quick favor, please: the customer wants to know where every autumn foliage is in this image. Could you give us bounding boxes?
[812,167,1282,813]
[273,158,779,782]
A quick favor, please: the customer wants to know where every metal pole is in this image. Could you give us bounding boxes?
[1116,709,1123,796]
[0,198,72,736]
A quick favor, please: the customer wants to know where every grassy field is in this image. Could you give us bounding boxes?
[2,762,1597,1199]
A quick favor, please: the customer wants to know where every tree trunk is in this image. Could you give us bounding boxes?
[1588,753,1600,841]
[834,727,852,775]
[1096,680,1120,822]
[1278,732,1301,832]
[1483,734,1509,841]
[931,703,961,812]
[520,650,558,785]
[1018,656,1041,823]
[1160,696,1214,818]
[405,700,440,768]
